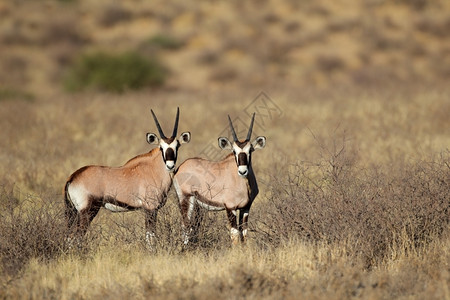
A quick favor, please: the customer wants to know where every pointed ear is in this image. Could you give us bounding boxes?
[252,136,266,150]
[218,137,232,150]
[180,132,191,144]
[146,133,159,145]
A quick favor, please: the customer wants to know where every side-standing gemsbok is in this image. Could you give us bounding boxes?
[173,113,266,245]
[64,107,190,248]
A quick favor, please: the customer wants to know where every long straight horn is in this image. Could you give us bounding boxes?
[228,115,238,142]
[171,107,180,138]
[246,113,256,141]
[151,109,166,139]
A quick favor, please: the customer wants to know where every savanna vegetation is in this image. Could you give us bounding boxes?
[0,0,449,299]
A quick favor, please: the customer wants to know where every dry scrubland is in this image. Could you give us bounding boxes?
[1,88,448,299]
[1,0,450,299]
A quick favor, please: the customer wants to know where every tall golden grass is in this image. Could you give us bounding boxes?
[4,237,447,300]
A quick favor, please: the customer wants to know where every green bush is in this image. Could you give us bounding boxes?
[146,34,184,50]
[0,88,34,102]
[64,52,167,93]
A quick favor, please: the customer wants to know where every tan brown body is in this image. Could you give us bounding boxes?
[174,154,258,211]
[173,113,266,245]
[64,108,190,247]
[66,148,171,213]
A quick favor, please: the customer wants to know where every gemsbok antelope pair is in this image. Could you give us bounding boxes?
[64,108,266,247]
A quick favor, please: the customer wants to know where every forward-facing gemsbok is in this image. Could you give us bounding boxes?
[64,108,190,247]
[174,113,266,245]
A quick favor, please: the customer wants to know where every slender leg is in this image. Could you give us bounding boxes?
[226,208,241,245]
[70,204,100,249]
[239,209,250,242]
[65,191,88,249]
[179,196,195,245]
[190,202,204,244]
[79,205,100,235]
[145,209,157,249]
[65,201,78,234]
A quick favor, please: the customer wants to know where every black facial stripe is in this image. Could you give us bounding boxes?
[237,152,248,166]
[165,147,175,161]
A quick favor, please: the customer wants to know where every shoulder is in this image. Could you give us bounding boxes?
[124,148,159,165]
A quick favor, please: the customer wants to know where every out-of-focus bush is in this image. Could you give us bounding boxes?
[0,88,34,102]
[146,34,185,50]
[64,52,167,93]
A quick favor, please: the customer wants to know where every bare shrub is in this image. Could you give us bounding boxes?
[0,187,67,276]
[156,197,231,252]
[184,208,231,250]
[97,194,231,254]
[253,140,449,268]
[101,198,186,253]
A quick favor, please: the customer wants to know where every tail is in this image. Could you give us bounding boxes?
[64,181,78,232]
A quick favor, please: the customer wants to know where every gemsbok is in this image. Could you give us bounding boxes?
[173,113,266,245]
[64,107,190,247]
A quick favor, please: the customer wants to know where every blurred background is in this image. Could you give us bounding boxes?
[1,0,450,96]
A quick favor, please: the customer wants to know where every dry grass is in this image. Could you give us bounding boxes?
[0,85,449,299]
[2,232,449,299]
[254,145,449,267]
[0,0,449,299]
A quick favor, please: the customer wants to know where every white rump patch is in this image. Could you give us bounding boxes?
[67,184,89,211]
